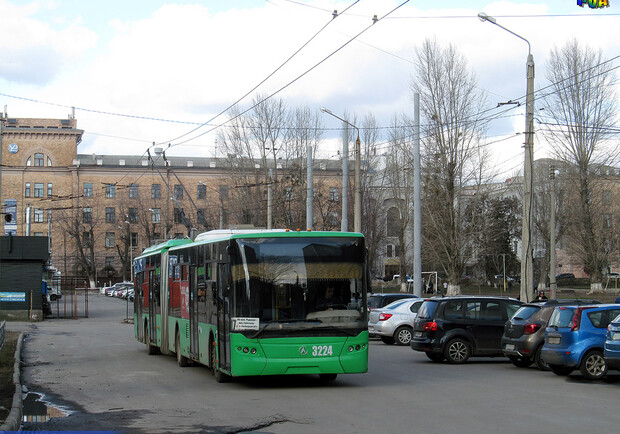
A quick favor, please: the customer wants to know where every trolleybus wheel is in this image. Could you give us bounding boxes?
[145,323,158,355]
[211,340,230,383]
[175,330,190,367]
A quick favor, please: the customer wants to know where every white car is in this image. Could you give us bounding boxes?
[368,298,424,345]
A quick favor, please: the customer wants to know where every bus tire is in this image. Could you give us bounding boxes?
[211,341,230,383]
[175,329,190,367]
[145,323,158,355]
[319,374,338,381]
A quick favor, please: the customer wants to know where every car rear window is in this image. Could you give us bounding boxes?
[367,296,384,309]
[512,306,540,321]
[417,300,439,319]
[548,307,577,328]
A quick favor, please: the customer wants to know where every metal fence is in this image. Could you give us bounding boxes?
[47,288,90,319]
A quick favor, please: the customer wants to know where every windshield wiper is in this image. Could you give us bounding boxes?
[249,319,321,339]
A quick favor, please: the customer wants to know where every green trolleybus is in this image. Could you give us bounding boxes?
[134,229,369,382]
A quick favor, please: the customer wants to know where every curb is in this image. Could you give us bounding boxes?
[0,332,24,431]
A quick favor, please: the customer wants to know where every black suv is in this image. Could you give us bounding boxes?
[501,298,600,370]
[368,293,418,311]
[410,296,523,363]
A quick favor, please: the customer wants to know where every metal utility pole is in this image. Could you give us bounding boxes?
[478,12,535,303]
[549,165,557,299]
[413,93,422,297]
[341,122,349,232]
[306,146,313,230]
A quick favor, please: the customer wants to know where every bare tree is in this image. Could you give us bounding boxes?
[540,40,618,293]
[412,38,489,295]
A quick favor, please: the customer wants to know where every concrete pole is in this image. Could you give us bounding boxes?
[549,166,557,299]
[306,146,313,230]
[520,53,535,303]
[413,93,422,297]
[354,135,361,233]
[267,168,273,230]
[341,122,349,232]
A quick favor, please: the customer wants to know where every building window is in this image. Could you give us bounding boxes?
[34,183,44,198]
[83,232,92,247]
[47,183,53,197]
[152,184,161,199]
[47,156,52,167]
[33,232,44,236]
[34,208,44,223]
[105,184,116,198]
[47,210,52,222]
[83,207,92,223]
[329,187,339,201]
[25,182,31,197]
[129,183,139,198]
[387,207,400,238]
[174,232,184,239]
[128,208,138,223]
[174,185,183,200]
[34,153,44,166]
[603,190,612,205]
[197,184,206,200]
[197,209,207,226]
[83,183,93,198]
[105,257,115,268]
[131,232,138,247]
[105,232,115,248]
[26,156,31,166]
[174,208,183,224]
[221,208,229,227]
[604,214,612,229]
[328,211,339,226]
[151,208,161,223]
[219,185,228,201]
[106,207,116,223]
[285,188,294,201]
[152,233,161,241]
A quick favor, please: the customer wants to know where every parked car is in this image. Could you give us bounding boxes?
[502,299,600,370]
[368,293,418,313]
[368,298,425,345]
[604,313,620,372]
[541,304,620,379]
[411,296,523,363]
[105,282,133,296]
[556,273,575,280]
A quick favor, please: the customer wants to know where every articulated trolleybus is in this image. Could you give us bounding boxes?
[134,229,369,382]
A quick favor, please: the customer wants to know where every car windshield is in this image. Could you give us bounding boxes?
[417,300,438,319]
[512,306,540,321]
[548,307,576,328]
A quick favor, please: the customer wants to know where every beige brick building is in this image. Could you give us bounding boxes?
[1,115,345,286]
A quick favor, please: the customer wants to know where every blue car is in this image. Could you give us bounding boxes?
[541,304,620,379]
[605,312,620,372]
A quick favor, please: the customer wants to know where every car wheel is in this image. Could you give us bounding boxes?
[175,330,190,367]
[580,350,607,380]
[426,352,445,362]
[380,336,396,345]
[508,355,533,368]
[394,326,413,346]
[549,364,574,376]
[444,338,471,364]
[534,345,550,371]
[50,294,58,301]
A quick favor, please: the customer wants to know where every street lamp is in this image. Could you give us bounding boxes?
[479,12,535,302]
[319,107,362,233]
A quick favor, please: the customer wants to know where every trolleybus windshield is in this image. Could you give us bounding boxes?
[230,236,366,337]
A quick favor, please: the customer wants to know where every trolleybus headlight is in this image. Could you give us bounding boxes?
[348,346,354,352]
[250,348,257,354]
[243,347,249,353]
[355,345,361,351]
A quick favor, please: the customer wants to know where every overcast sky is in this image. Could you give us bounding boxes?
[1,0,618,179]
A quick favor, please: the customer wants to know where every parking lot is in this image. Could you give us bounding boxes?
[6,293,619,433]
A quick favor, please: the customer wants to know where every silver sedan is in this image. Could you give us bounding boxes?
[368,298,424,345]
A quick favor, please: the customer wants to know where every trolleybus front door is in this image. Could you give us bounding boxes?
[216,263,230,372]
[135,272,143,341]
[189,266,199,358]
[148,269,157,345]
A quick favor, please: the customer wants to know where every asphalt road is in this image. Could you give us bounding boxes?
[9,294,620,433]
